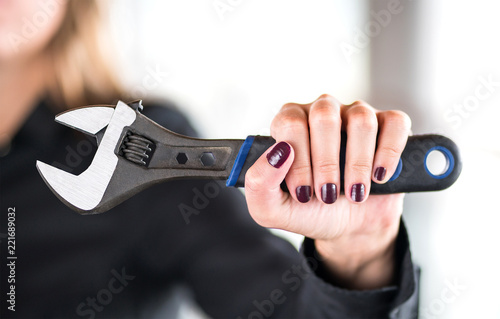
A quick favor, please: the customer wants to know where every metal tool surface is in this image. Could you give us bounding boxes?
[36,100,462,214]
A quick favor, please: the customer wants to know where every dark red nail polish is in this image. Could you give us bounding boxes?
[296,186,311,203]
[351,183,365,202]
[374,167,387,182]
[266,142,291,168]
[321,183,337,204]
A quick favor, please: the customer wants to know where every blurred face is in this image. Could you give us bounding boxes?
[0,0,67,63]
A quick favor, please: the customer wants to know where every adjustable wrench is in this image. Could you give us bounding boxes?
[36,100,462,214]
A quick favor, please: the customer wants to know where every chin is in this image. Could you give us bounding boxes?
[0,42,19,63]
[0,40,38,64]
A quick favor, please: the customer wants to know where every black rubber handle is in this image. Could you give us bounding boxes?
[233,134,462,193]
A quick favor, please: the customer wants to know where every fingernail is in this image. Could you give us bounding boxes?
[266,142,291,168]
[374,167,387,182]
[321,183,337,204]
[296,186,311,203]
[351,183,365,202]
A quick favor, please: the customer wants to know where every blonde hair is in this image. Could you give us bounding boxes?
[47,0,124,109]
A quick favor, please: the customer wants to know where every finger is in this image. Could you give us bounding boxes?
[245,141,294,228]
[271,104,312,203]
[309,94,342,204]
[372,110,412,183]
[341,101,378,203]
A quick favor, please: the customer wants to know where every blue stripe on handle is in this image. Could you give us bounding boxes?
[226,136,255,187]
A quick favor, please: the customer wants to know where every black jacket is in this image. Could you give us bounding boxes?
[0,100,419,318]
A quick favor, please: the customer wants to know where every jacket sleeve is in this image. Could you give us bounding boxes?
[299,220,420,319]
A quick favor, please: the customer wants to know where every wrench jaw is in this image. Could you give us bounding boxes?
[36,157,148,215]
[55,106,114,135]
[55,105,117,147]
[36,100,138,215]
[36,161,100,214]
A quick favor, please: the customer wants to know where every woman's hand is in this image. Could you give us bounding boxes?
[245,94,412,290]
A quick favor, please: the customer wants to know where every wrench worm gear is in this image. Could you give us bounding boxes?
[120,132,155,166]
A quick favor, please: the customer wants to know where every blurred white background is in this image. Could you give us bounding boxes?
[109,0,500,318]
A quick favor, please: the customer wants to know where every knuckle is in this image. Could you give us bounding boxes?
[310,100,341,126]
[290,163,311,177]
[315,161,340,175]
[348,104,375,117]
[350,161,373,174]
[347,106,378,131]
[378,144,403,158]
[281,118,308,133]
[281,102,299,111]
[383,110,412,130]
[349,99,369,108]
[244,166,265,192]
[317,93,334,101]
[272,108,308,133]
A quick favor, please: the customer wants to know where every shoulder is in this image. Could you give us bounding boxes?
[141,99,199,137]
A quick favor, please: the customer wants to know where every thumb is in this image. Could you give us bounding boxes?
[244,141,294,227]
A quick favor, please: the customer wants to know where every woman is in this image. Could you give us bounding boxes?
[0,1,418,318]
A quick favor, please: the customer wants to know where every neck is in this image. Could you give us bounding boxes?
[0,54,52,147]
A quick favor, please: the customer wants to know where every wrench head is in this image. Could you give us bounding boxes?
[36,101,138,214]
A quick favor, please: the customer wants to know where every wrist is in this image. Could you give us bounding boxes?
[314,221,400,290]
